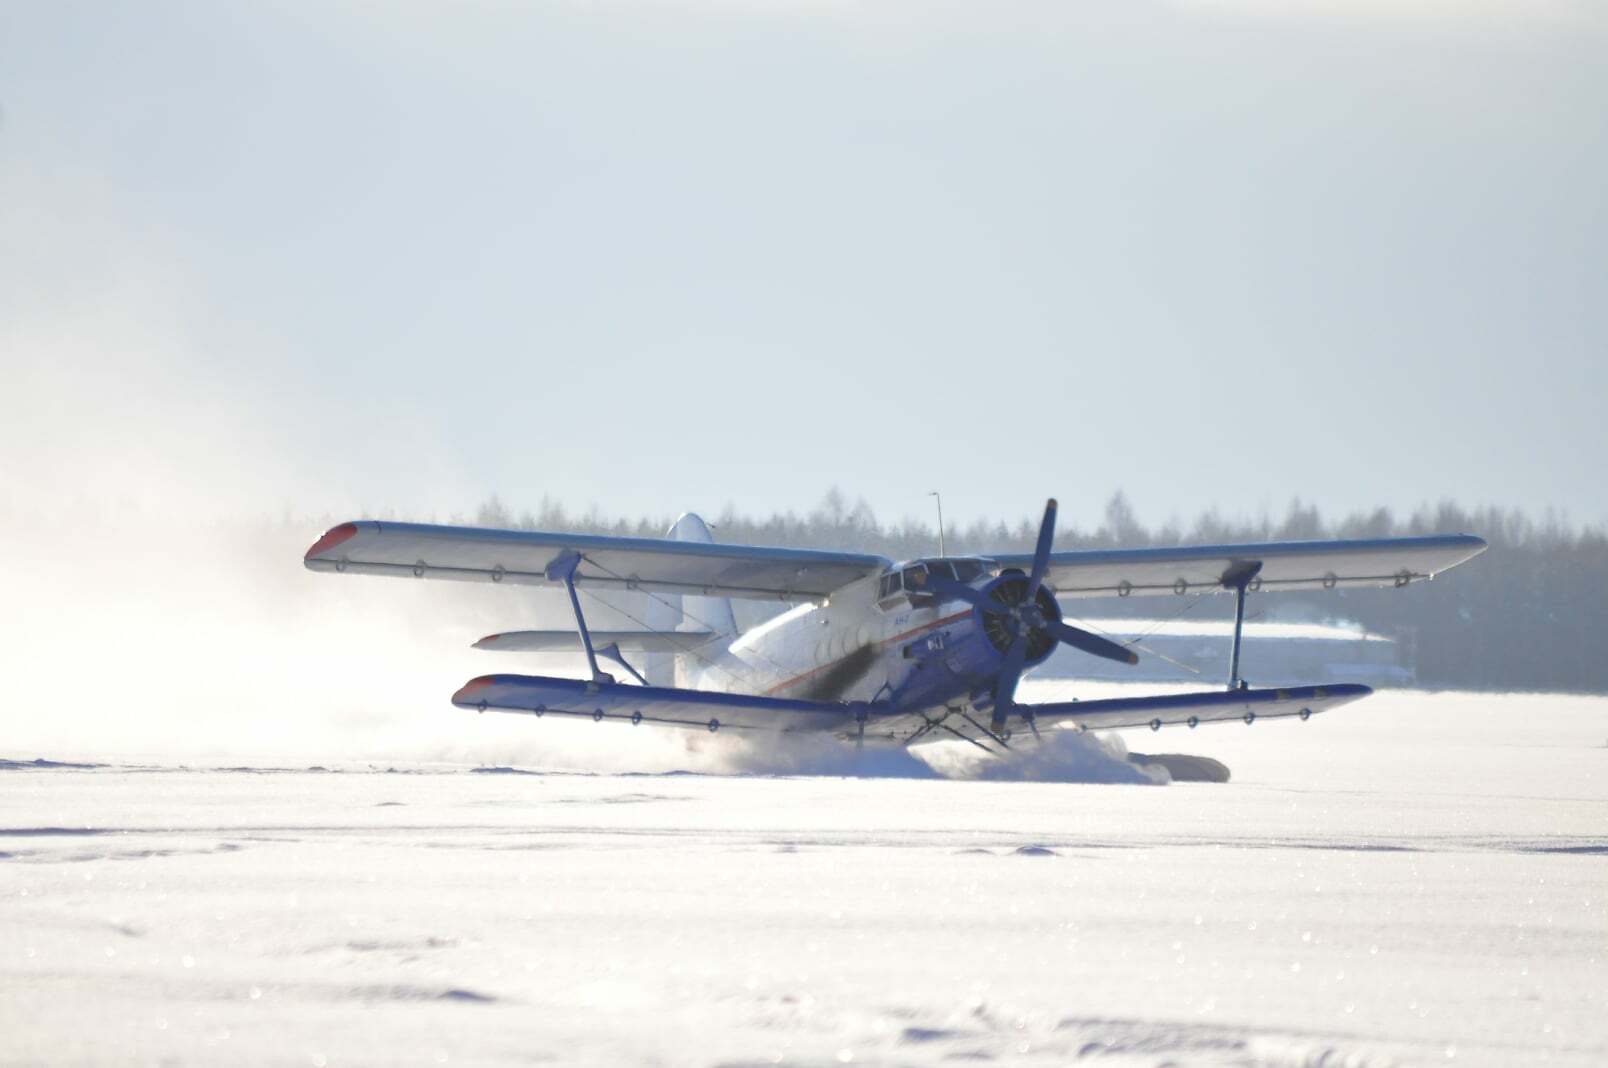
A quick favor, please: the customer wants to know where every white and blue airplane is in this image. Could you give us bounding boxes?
[304,500,1486,753]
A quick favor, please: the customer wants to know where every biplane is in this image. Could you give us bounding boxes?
[304,500,1485,754]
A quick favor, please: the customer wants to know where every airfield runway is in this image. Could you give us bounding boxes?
[3,689,1605,1067]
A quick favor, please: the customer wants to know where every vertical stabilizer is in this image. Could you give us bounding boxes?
[640,513,737,686]
[667,513,739,638]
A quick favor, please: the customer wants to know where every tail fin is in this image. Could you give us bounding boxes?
[640,512,737,686]
[667,513,738,637]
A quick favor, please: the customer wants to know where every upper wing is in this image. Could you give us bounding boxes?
[1024,683,1372,731]
[452,674,867,734]
[990,534,1486,598]
[304,521,889,602]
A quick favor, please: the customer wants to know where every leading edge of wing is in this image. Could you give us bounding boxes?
[452,674,866,733]
[1023,683,1373,731]
[304,520,890,601]
[993,533,1487,597]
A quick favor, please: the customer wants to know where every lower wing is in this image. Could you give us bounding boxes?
[453,674,865,734]
[1022,683,1372,731]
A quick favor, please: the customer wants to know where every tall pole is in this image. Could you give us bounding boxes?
[928,491,946,557]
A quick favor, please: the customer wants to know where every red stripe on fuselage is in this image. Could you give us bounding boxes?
[761,609,971,696]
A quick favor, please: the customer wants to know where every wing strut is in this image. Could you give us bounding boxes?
[1221,560,1262,691]
[596,642,649,686]
[547,551,612,686]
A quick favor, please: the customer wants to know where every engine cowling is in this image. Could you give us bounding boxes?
[973,570,1061,667]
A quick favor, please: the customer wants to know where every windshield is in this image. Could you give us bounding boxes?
[880,559,991,602]
[952,559,986,583]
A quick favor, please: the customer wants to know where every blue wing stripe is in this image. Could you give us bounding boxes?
[305,520,889,601]
[992,534,1486,598]
[452,674,865,733]
[1022,683,1372,731]
[328,521,888,568]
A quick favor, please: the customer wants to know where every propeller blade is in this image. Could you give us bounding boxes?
[990,629,1030,732]
[1047,620,1138,665]
[1026,498,1057,603]
[981,498,1133,733]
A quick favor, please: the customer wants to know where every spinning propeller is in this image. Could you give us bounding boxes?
[921,499,1137,736]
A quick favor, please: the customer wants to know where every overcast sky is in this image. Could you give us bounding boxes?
[3,1,1604,532]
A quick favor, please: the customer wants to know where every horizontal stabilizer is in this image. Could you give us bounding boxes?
[1024,683,1372,732]
[474,630,715,653]
[452,674,871,735]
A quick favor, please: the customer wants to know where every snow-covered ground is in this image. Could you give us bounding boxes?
[3,689,1605,1067]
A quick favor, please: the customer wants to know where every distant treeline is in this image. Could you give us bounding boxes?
[465,490,1606,694]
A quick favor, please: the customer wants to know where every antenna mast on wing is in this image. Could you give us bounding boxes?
[928,491,946,557]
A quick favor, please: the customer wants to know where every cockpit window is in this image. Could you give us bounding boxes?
[882,560,992,606]
[952,559,986,583]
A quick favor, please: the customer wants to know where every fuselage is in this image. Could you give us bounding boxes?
[683,559,1050,718]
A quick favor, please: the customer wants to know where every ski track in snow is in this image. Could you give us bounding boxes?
[2,690,1606,1067]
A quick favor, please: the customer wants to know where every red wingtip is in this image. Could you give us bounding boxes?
[305,522,359,561]
[452,676,498,706]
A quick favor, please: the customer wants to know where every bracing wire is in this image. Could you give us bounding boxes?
[578,554,814,681]
[576,586,765,693]
[569,555,821,693]
[1060,594,1211,676]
